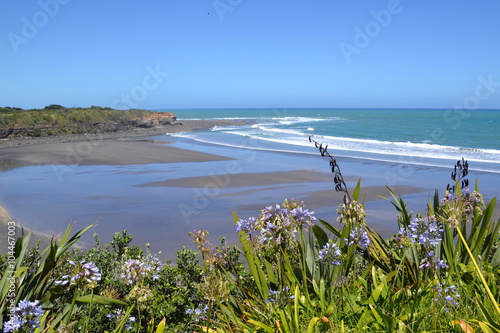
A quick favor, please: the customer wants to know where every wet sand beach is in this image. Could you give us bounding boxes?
[0,140,233,166]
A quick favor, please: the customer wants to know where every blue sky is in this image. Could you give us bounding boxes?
[1,0,500,110]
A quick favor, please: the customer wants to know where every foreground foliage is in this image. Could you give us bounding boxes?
[1,153,499,332]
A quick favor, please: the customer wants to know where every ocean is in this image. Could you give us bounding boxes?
[168,108,500,173]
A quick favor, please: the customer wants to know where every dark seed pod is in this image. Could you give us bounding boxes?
[447,158,469,195]
[310,136,352,202]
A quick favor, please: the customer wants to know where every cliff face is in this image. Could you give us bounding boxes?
[0,109,178,138]
[130,112,177,128]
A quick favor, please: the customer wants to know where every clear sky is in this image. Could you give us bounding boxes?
[1,0,500,110]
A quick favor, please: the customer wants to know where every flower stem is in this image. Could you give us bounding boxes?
[65,290,78,326]
[83,289,94,333]
[456,227,500,316]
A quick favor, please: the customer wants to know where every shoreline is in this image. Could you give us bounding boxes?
[0,204,53,252]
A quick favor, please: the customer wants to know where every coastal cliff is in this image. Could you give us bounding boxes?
[0,105,178,138]
[130,112,177,128]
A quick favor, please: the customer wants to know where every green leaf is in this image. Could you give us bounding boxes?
[312,225,329,248]
[370,305,394,332]
[264,259,277,286]
[472,198,497,259]
[278,310,292,333]
[294,285,300,331]
[355,308,374,331]
[353,178,361,202]
[474,321,497,333]
[155,318,166,333]
[306,317,320,333]
[247,319,274,333]
[76,294,127,306]
[491,245,500,268]
[482,217,500,261]
[369,280,385,304]
[319,219,341,238]
[476,294,500,331]
[319,278,326,310]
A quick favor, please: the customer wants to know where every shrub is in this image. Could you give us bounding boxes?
[31,127,41,137]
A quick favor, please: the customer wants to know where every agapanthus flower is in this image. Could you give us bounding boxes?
[266,289,278,303]
[419,251,448,270]
[254,199,317,248]
[440,188,485,219]
[345,226,370,250]
[318,242,342,266]
[190,229,212,254]
[266,287,295,304]
[121,255,163,285]
[107,309,135,331]
[434,282,460,312]
[260,222,276,243]
[400,216,443,248]
[186,304,209,321]
[121,259,146,285]
[125,316,136,331]
[55,260,101,289]
[290,206,316,226]
[236,217,256,235]
[3,299,44,333]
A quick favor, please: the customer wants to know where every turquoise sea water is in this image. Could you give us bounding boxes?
[165,108,500,173]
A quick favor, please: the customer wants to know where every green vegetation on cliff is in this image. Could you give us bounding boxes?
[0,105,176,138]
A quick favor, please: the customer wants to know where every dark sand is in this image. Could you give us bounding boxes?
[138,170,357,188]
[0,140,233,166]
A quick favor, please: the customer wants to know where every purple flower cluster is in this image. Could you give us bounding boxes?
[3,299,44,333]
[266,286,295,304]
[345,226,370,250]
[419,251,448,270]
[236,199,317,249]
[55,260,101,288]
[260,221,278,243]
[434,282,460,312]
[121,254,162,285]
[399,216,443,248]
[290,206,316,225]
[186,304,209,321]
[318,242,342,266]
[107,309,136,331]
[190,229,211,253]
[441,188,484,216]
[236,217,256,234]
